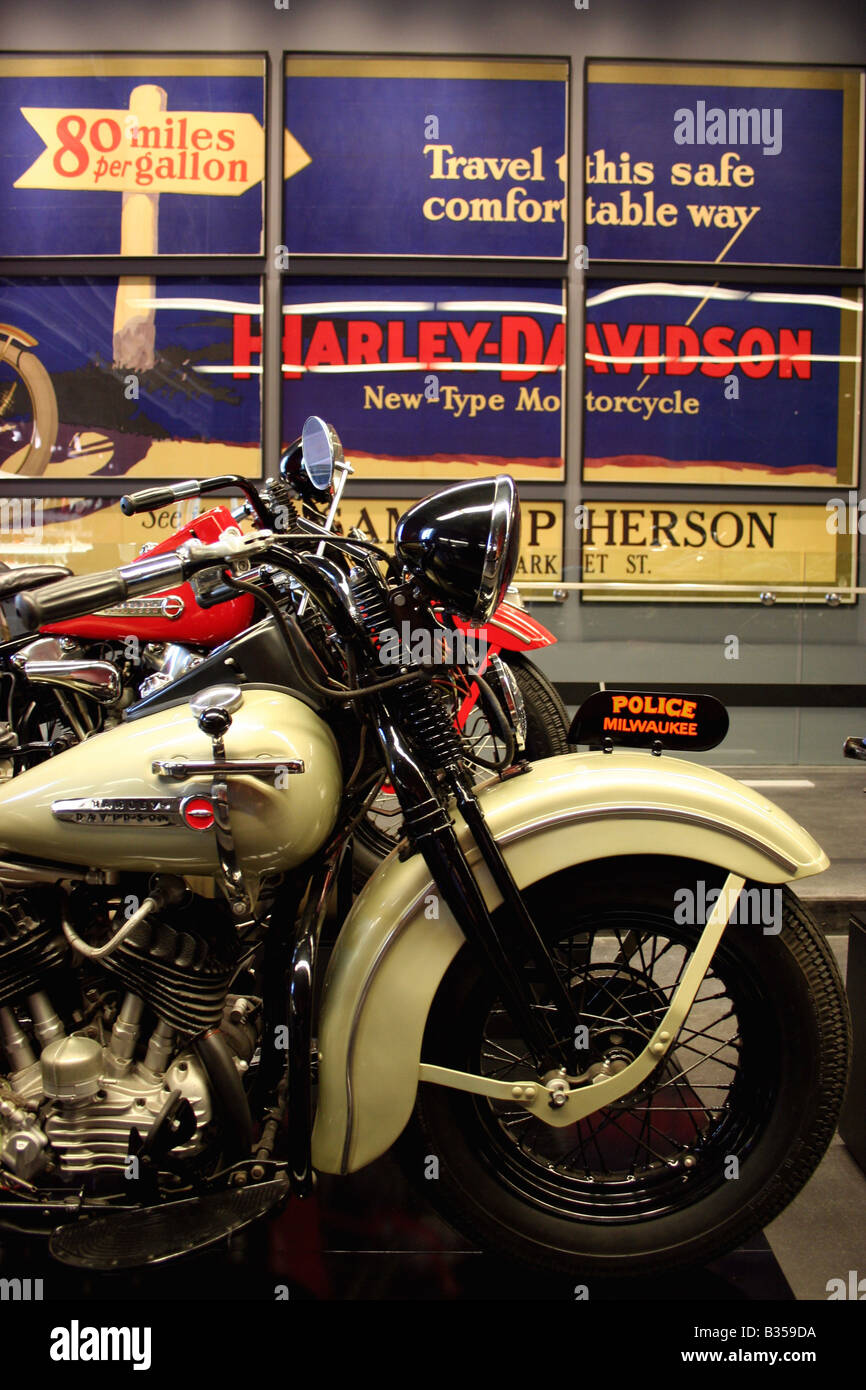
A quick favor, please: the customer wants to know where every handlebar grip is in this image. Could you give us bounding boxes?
[15,552,188,629]
[120,480,203,516]
[16,570,131,629]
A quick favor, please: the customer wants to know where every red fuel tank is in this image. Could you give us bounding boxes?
[41,507,255,647]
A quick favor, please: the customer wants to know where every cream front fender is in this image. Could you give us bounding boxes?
[311,750,827,1176]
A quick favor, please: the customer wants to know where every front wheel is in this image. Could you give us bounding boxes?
[402,859,850,1276]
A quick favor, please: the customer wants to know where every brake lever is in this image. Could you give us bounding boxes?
[180,529,275,573]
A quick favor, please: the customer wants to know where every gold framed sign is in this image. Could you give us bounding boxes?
[585,61,864,267]
[577,500,857,602]
[0,276,263,481]
[0,494,565,586]
[284,55,569,260]
[0,494,231,573]
[0,53,266,257]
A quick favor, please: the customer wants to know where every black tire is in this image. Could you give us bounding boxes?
[400,858,850,1277]
[352,654,571,883]
[504,652,572,759]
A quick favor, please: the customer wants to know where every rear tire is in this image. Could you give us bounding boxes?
[505,652,572,759]
[401,859,850,1276]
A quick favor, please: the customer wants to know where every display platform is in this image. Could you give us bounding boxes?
[0,1149,795,1302]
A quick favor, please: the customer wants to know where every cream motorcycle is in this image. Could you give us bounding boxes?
[0,422,850,1275]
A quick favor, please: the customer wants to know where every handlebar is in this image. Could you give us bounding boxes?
[15,534,263,630]
[120,475,275,529]
[119,480,203,515]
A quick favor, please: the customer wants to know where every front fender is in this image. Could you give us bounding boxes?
[453,599,555,651]
[311,751,827,1175]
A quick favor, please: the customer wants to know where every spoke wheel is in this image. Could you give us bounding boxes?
[401,858,850,1275]
[475,913,768,1222]
[0,336,58,476]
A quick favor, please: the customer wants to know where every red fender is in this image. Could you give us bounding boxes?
[451,599,556,652]
[448,600,556,731]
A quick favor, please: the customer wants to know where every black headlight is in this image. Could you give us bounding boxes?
[394,476,520,625]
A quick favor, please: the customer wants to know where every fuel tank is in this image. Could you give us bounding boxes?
[0,686,343,882]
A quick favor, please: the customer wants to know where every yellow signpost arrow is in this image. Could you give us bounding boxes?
[15,101,266,196]
[284,127,312,181]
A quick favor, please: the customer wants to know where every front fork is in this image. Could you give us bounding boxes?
[373,709,577,1071]
[374,690,749,1124]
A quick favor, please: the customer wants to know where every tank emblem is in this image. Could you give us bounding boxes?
[51,797,188,826]
[99,595,185,620]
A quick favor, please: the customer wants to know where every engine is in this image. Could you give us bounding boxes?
[0,638,203,786]
[1,1031,212,1183]
[0,884,258,1188]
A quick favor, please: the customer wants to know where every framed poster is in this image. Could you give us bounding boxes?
[336,496,563,582]
[582,281,862,487]
[578,500,857,603]
[0,276,263,480]
[280,278,565,482]
[0,493,233,573]
[0,54,266,256]
[585,61,864,267]
[284,56,568,259]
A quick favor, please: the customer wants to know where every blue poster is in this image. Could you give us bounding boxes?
[586,63,863,267]
[279,278,566,480]
[0,276,262,479]
[284,58,568,259]
[0,56,265,256]
[582,280,861,486]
